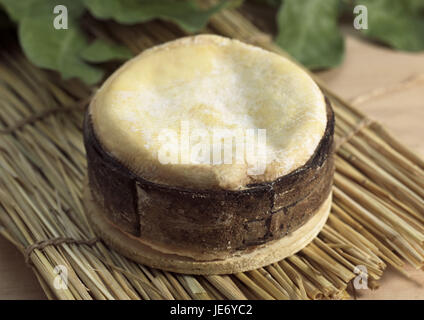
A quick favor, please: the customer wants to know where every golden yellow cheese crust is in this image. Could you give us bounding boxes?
[90,35,327,190]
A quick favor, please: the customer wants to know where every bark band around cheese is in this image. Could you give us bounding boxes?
[83,35,335,274]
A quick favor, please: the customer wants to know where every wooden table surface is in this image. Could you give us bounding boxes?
[0,33,423,300]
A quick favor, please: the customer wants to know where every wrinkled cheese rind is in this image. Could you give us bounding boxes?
[90,35,327,190]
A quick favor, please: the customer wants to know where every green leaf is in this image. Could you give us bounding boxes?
[0,0,235,84]
[356,0,424,51]
[0,0,37,21]
[82,0,232,33]
[81,39,133,63]
[16,0,104,84]
[275,0,344,70]
[406,0,424,12]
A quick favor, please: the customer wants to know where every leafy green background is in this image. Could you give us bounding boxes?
[275,0,344,69]
[0,0,423,84]
[0,0,234,84]
[273,0,424,68]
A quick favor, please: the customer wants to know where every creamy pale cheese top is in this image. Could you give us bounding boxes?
[90,35,327,190]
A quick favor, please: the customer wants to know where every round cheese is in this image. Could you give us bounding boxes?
[90,35,327,190]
